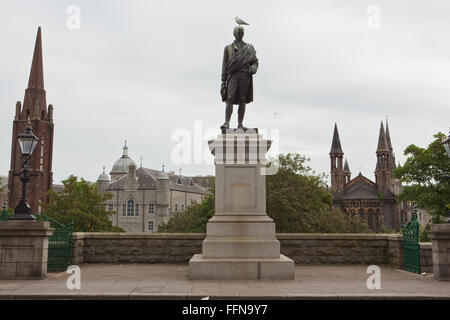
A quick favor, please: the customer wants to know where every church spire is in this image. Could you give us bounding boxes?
[376,121,388,152]
[330,123,343,154]
[27,27,44,90]
[385,117,393,152]
[21,26,47,120]
[343,159,350,173]
[330,123,344,192]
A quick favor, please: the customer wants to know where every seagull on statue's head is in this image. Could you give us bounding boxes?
[234,17,249,25]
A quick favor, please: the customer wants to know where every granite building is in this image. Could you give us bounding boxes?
[329,120,402,231]
[97,143,210,232]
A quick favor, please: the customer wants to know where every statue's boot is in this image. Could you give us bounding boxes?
[220,122,230,130]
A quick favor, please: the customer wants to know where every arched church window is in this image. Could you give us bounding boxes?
[175,204,178,213]
[181,204,185,212]
[358,208,364,220]
[368,209,374,229]
[127,200,135,216]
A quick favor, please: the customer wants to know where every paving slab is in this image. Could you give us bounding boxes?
[0,264,448,299]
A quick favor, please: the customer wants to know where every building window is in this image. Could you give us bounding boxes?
[122,203,126,216]
[181,204,184,212]
[127,200,135,216]
[108,204,113,212]
[40,138,44,171]
[148,221,154,232]
[148,203,154,214]
[175,204,178,213]
[135,203,139,216]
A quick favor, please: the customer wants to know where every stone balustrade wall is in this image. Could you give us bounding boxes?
[72,233,433,272]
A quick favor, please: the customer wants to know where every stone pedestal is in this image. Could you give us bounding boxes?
[189,133,295,280]
[0,220,53,279]
[428,224,450,281]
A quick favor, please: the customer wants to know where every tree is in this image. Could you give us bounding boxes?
[266,153,369,233]
[160,153,369,233]
[158,192,215,233]
[394,133,450,222]
[41,175,124,232]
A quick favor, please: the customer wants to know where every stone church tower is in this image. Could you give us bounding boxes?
[329,123,344,192]
[329,120,402,231]
[374,120,395,192]
[8,27,54,214]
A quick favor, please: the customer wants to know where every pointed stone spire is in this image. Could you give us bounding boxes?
[343,159,350,173]
[385,116,393,152]
[330,123,343,154]
[27,27,44,90]
[376,121,388,152]
[21,27,47,120]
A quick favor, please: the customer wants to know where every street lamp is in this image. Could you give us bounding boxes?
[443,131,450,158]
[442,130,450,223]
[10,125,39,220]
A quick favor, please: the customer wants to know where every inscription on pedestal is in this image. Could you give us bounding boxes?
[224,166,256,212]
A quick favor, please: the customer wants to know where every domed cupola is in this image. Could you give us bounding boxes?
[97,166,110,194]
[110,141,137,182]
[98,166,110,182]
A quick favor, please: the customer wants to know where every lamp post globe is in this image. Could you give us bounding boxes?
[10,125,40,221]
[442,131,450,158]
[441,130,450,223]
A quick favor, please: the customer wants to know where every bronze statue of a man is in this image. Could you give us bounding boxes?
[221,26,259,130]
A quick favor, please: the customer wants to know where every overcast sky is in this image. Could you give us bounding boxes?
[0,0,449,185]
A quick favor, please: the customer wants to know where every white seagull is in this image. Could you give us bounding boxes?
[234,17,249,25]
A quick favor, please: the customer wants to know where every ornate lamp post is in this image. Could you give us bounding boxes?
[10,125,39,220]
[442,131,450,223]
[443,131,450,158]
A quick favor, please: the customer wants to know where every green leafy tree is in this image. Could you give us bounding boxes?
[160,153,369,233]
[394,133,450,222]
[158,192,215,233]
[41,175,124,232]
[266,153,369,233]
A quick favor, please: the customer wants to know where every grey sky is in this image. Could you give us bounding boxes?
[0,0,449,185]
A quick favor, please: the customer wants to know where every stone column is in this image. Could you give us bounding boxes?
[428,224,450,280]
[189,131,295,280]
[0,220,53,279]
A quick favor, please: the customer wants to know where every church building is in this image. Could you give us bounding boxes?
[97,143,210,232]
[8,27,54,214]
[329,121,402,231]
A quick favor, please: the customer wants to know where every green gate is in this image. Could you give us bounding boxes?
[37,214,74,272]
[0,203,12,222]
[401,210,421,274]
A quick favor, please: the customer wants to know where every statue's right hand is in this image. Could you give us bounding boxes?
[221,81,226,88]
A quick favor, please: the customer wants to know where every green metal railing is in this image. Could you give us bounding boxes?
[0,202,11,222]
[36,214,74,272]
[401,210,421,274]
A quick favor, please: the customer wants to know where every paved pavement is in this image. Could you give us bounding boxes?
[0,264,449,299]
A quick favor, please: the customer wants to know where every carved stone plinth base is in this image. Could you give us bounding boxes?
[189,254,294,280]
[429,224,450,281]
[0,220,53,279]
[189,133,294,280]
